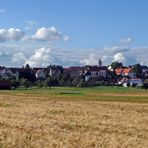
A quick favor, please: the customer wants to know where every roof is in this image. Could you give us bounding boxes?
[84,66,107,71]
[115,68,133,75]
[33,68,46,73]
[69,67,82,71]
[115,68,123,75]
[123,68,132,74]
[63,67,82,72]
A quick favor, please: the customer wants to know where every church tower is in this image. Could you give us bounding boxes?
[98,59,102,67]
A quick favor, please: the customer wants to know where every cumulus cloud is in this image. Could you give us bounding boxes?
[80,53,99,65]
[24,47,55,67]
[0,26,69,43]
[12,52,27,65]
[0,28,25,42]
[113,52,125,63]
[32,26,69,42]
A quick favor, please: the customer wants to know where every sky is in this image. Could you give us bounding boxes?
[0,0,148,67]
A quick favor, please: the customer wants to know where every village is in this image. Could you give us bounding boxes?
[0,59,148,89]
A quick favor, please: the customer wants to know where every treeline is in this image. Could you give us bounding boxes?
[8,75,114,89]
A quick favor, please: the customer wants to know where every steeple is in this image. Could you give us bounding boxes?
[98,59,102,67]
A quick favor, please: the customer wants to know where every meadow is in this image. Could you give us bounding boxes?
[0,87,148,148]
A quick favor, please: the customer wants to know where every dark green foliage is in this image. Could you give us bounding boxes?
[133,63,142,78]
[111,62,123,70]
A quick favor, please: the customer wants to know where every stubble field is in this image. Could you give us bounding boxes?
[0,87,148,148]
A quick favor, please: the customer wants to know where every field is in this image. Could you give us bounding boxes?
[0,87,148,148]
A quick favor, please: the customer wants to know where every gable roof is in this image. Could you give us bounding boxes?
[84,66,107,71]
[115,68,133,75]
[123,68,133,74]
[115,68,123,75]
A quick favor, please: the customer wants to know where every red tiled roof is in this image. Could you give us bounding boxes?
[123,68,132,74]
[115,68,133,75]
[115,68,123,75]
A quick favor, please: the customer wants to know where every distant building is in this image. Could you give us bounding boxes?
[84,65,108,81]
[35,69,46,79]
[63,67,83,79]
[115,68,135,78]
[98,59,102,67]
[0,68,19,80]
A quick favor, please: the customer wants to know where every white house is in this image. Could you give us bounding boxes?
[84,66,108,81]
[35,69,46,79]
[0,68,19,80]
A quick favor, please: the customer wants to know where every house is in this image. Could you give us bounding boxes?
[121,78,143,87]
[84,66,108,81]
[115,68,123,75]
[33,68,46,79]
[122,68,135,78]
[69,67,83,78]
[141,66,148,77]
[0,68,19,80]
[63,67,83,79]
[7,68,20,80]
[115,68,135,78]
[35,69,46,79]
[49,66,63,78]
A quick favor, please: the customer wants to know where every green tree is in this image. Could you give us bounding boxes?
[133,64,142,78]
[35,80,44,88]
[19,78,30,89]
[111,62,123,70]
[78,79,86,87]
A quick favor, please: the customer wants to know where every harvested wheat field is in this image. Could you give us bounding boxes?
[0,87,148,148]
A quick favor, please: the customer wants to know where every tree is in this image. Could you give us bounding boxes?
[10,79,19,89]
[133,63,142,78]
[35,80,44,88]
[19,78,30,89]
[43,78,52,88]
[111,62,123,70]
[78,79,87,87]
[19,64,36,82]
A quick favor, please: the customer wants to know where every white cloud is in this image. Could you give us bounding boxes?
[12,52,27,64]
[25,47,55,67]
[113,52,125,63]
[32,26,69,42]
[0,28,25,42]
[80,53,98,65]
[105,46,129,53]
[0,9,6,13]
[0,26,69,43]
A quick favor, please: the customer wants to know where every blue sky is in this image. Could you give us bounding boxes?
[0,0,148,67]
